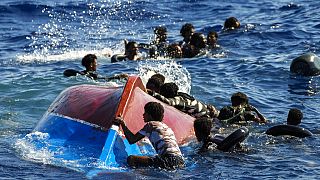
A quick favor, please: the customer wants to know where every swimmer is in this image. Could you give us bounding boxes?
[194,117,249,152]
[218,92,267,124]
[223,17,241,30]
[207,31,219,49]
[111,40,142,62]
[113,102,185,169]
[179,23,195,46]
[287,108,303,126]
[149,82,219,118]
[64,54,128,80]
[149,26,169,58]
[266,108,312,138]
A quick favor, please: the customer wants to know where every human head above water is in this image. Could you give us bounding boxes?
[144,102,164,122]
[224,17,241,30]
[125,41,139,59]
[207,31,218,46]
[82,54,97,71]
[231,92,248,107]
[287,108,303,126]
[151,73,165,84]
[160,82,179,98]
[154,26,167,42]
[146,77,164,93]
[180,23,195,41]
[190,32,207,49]
[194,117,212,142]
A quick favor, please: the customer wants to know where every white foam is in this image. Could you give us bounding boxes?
[137,60,192,94]
[16,48,116,63]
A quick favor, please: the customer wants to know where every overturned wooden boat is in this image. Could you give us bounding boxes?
[32,75,195,172]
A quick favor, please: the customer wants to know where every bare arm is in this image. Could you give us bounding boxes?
[113,117,145,144]
[246,105,267,123]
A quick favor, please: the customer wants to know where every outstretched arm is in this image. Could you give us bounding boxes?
[113,117,145,144]
[246,105,267,123]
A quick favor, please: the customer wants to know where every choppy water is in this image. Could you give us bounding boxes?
[1,0,320,179]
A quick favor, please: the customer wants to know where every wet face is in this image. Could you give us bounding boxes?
[182,28,194,40]
[207,35,217,46]
[90,59,97,71]
[126,43,139,56]
[143,111,152,122]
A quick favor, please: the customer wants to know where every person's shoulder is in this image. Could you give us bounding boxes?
[63,69,83,77]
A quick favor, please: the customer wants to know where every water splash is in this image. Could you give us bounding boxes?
[137,60,191,93]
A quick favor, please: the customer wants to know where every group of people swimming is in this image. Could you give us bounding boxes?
[112,72,308,170]
[110,16,241,62]
[63,16,312,170]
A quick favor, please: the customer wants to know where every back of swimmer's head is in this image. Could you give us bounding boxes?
[146,77,164,93]
[287,108,303,126]
[194,117,212,142]
[82,54,97,70]
[151,73,165,83]
[160,82,179,98]
[224,17,240,30]
[144,102,164,122]
[231,92,248,107]
[154,26,167,35]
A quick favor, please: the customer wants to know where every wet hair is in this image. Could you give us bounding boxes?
[180,23,194,36]
[194,117,212,142]
[287,108,303,125]
[146,77,164,93]
[154,26,167,35]
[190,32,207,49]
[151,73,165,83]
[144,102,164,122]
[231,92,248,107]
[159,82,179,98]
[224,17,240,30]
[81,54,97,68]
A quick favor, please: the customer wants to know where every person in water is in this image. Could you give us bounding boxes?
[80,54,99,79]
[64,54,128,80]
[149,26,169,58]
[287,108,303,126]
[184,32,207,58]
[194,117,225,152]
[113,102,185,169]
[218,92,267,124]
[111,40,142,62]
[179,23,195,47]
[148,82,219,118]
[194,117,248,152]
[223,17,241,30]
[146,73,166,93]
[146,77,164,93]
[207,31,219,49]
[150,73,165,84]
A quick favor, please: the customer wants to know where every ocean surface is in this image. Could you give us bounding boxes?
[1,0,320,179]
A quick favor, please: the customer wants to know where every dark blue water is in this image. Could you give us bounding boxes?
[1,0,320,179]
